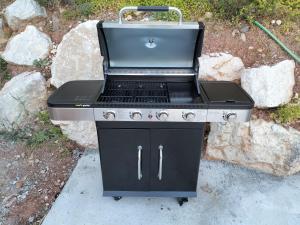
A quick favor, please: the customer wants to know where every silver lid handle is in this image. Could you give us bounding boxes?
[118,6,183,25]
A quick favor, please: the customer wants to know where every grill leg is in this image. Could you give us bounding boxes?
[113,196,122,201]
[177,197,188,206]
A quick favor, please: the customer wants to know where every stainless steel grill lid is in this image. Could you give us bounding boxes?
[97,6,205,75]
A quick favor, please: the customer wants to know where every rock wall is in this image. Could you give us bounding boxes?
[205,119,300,176]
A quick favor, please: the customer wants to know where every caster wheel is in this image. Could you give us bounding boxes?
[113,196,122,201]
[177,197,188,206]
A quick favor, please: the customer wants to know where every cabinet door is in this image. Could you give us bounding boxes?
[150,129,203,192]
[98,129,150,192]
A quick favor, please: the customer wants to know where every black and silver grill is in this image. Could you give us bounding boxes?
[47,6,254,203]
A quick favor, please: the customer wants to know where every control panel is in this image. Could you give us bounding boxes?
[49,107,251,122]
[95,108,207,122]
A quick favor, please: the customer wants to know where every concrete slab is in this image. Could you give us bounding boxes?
[42,150,300,225]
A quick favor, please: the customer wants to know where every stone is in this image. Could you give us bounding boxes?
[276,20,282,26]
[0,71,47,131]
[51,20,103,88]
[240,24,250,33]
[2,25,52,66]
[240,33,246,42]
[51,121,98,148]
[241,60,295,108]
[231,29,240,37]
[15,180,24,189]
[28,216,35,223]
[198,53,245,81]
[204,12,213,19]
[50,21,102,148]
[205,119,300,176]
[125,15,133,21]
[4,0,47,31]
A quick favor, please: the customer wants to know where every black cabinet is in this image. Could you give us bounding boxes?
[99,129,150,192]
[98,127,204,197]
[150,129,202,193]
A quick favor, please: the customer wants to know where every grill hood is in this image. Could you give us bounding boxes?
[97,21,204,76]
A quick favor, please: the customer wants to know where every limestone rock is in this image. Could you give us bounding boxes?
[0,71,47,131]
[51,121,98,149]
[198,53,244,81]
[50,20,102,148]
[51,20,103,88]
[241,60,295,108]
[4,0,47,31]
[205,119,300,176]
[1,25,52,66]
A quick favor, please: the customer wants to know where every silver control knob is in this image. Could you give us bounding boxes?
[223,112,237,122]
[183,112,196,121]
[130,111,142,120]
[157,111,169,121]
[103,111,116,120]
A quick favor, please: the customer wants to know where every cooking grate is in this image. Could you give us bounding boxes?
[98,80,170,103]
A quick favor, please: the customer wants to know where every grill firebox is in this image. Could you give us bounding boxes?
[98,80,170,103]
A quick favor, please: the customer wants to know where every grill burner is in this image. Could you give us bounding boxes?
[98,80,170,103]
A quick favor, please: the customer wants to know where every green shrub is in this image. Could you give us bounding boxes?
[36,0,60,7]
[0,57,11,83]
[27,112,67,147]
[272,104,300,124]
[59,0,299,24]
[33,58,50,68]
[76,2,94,17]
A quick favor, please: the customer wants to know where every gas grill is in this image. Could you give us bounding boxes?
[48,6,254,206]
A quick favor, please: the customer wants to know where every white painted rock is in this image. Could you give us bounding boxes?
[241,60,295,108]
[198,53,245,81]
[4,0,47,31]
[2,25,52,66]
[0,71,47,131]
[50,20,102,148]
[205,119,300,176]
[51,121,98,149]
[51,20,103,88]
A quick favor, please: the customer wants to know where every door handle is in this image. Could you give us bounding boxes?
[158,145,163,180]
[137,145,142,180]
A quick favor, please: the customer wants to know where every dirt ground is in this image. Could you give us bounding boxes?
[0,1,299,224]
[0,138,83,225]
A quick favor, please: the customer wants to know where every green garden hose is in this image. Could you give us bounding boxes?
[253,20,300,64]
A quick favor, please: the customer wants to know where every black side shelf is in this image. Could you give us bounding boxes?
[200,81,254,109]
[47,80,104,108]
